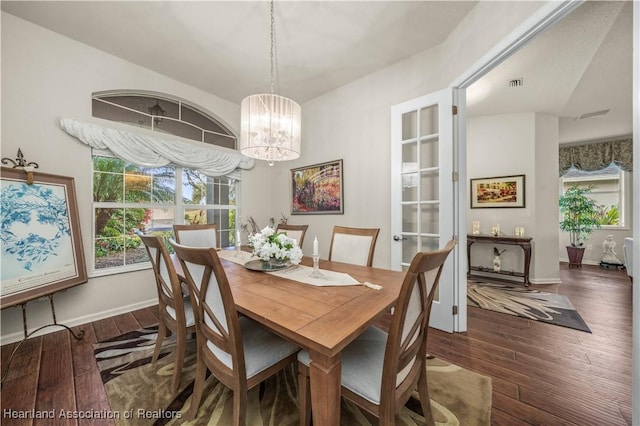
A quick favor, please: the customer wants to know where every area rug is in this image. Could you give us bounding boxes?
[467,281,591,333]
[94,326,492,425]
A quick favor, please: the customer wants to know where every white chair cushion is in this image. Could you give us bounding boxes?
[298,326,387,404]
[331,234,373,266]
[178,229,217,248]
[208,317,299,379]
[166,297,196,327]
[280,230,303,245]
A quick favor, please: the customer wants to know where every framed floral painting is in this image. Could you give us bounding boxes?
[1,167,87,308]
[291,159,344,214]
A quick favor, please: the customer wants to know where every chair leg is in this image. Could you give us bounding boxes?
[297,362,312,426]
[171,327,186,393]
[152,322,168,365]
[186,351,207,420]
[232,388,247,426]
[417,366,435,426]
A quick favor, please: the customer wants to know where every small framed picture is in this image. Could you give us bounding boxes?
[291,159,344,215]
[470,174,525,208]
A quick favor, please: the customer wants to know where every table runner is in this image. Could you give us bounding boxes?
[217,249,368,287]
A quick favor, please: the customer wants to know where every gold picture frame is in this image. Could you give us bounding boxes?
[470,174,526,208]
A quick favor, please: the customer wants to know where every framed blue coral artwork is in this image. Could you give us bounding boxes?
[1,168,87,308]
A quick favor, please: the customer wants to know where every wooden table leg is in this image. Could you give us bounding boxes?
[309,350,341,426]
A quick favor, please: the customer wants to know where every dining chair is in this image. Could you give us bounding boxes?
[298,238,457,426]
[169,240,300,424]
[328,225,380,267]
[138,233,196,393]
[173,223,218,248]
[275,223,309,247]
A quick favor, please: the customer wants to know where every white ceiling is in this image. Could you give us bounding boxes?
[0,1,477,104]
[467,1,632,144]
[1,1,633,144]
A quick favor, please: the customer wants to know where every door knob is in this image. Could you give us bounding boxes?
[393,235,407,241]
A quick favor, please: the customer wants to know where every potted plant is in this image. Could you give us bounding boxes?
[559,184,601,268]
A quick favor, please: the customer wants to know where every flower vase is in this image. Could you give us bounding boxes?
[268,257,286,268]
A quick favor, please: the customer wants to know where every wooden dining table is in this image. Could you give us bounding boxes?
[173,250,406,426]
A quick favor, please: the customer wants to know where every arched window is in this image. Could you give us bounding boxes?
[83,92,243,275]
[92,91,237,149]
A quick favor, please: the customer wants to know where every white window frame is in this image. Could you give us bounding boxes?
[561,169,627,229]
[91,153,238,277]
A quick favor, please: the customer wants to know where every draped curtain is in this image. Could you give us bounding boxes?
[559,138,632,175]
[60,117,254,179]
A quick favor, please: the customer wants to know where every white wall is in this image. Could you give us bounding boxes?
[0,12,241,342]
[261,1,547,266]
[533,113,562,282]
[466,112,561,283]
[1,0,548,342]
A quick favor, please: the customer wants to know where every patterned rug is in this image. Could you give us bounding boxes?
[467,281,591,333]
[94,326,492,425]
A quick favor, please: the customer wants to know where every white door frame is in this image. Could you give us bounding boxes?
[449,0,639,421]
[448,0,583,333]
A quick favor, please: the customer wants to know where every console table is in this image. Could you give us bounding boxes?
[467,234,533,285]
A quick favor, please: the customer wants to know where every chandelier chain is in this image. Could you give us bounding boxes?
[270,0,275,95]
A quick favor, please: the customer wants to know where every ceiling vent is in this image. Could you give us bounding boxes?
[507,78,523,88]
[576,109,611,120]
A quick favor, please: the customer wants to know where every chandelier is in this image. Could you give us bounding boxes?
[148,99,166,127]
[240,0,301,166]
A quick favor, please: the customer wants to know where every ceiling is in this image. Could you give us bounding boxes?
[0,1,477,104]
[467,1,632,144]
[1,1,633,144]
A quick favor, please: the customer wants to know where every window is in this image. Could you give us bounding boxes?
[561,164,626,228]
[90,92,240,275]
[92,155,238,274]
[92,92,236,149]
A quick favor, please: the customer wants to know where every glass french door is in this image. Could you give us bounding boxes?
[390,88,455,332]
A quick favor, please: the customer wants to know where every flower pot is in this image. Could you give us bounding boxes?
[566,246,585,268]
[268,257,287,268]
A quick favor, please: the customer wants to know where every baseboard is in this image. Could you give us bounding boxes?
[529,278,561,285]
[559,258,601,266]
[469,272,560,285]
[0,298,158,345]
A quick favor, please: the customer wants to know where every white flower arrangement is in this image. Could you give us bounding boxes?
[248,226,303,265]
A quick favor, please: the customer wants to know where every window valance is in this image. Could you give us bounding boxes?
[59,117,254,179]
[559,138,632,175]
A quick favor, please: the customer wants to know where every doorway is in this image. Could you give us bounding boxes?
[451,0,638,422]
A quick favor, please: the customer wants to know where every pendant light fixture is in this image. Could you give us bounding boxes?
[239,0,301,166]
[148,99,166,127]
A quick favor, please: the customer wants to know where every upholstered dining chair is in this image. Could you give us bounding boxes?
[169,241,300,424]
[173,223,218,248]
[138,233,196,393]
[276,223,309,247]
[328,225,380,267]
[298,238,456,426]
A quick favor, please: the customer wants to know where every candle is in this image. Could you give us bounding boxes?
[472,221,480,235]
[313,236,318,256]
[236,229,241,247]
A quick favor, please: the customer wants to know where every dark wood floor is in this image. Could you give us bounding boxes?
[1,263,632,425]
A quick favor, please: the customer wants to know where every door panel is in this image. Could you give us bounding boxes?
[391,88,455,332]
